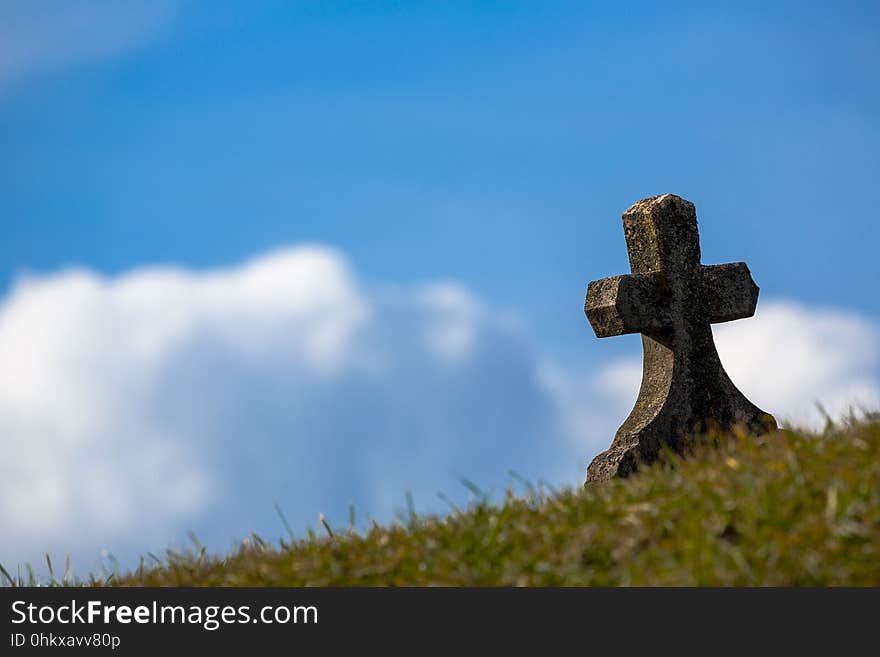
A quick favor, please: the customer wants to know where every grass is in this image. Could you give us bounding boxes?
[4,413,880,586]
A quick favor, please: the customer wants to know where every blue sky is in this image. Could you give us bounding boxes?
[1,2,878,573]
[4,1,879,354]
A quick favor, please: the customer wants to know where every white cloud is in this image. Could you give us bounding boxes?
[715,301,880,427]
[0,1,175,93]
[0,249,876,575]
[588,300,880,430]
[0,247,576,572]
[415,283,482,362]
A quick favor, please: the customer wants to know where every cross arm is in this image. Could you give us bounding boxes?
[585,272,671,338]
[701,262,759,323]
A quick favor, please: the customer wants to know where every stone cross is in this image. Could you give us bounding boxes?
[584,194,776,483]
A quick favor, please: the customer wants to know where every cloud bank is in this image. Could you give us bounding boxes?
[0,246,876,572]
[0,247,582,571]
[601,303,880,430]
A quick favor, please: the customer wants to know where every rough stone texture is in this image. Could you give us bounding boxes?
[584,194,777,484]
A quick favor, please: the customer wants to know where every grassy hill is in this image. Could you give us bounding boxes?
[7,414,880,586]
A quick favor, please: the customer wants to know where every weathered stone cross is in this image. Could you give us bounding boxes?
[584,194,776,483]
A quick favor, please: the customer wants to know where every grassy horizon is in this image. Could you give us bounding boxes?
[4,412,879,586]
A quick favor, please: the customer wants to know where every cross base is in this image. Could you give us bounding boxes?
[585,331,777,484]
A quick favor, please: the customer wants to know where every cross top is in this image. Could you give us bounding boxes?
[584,194,776,484]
